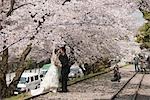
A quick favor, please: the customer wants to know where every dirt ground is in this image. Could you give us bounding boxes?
[33,65,150,100]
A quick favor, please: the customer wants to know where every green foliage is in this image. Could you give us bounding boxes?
[143,11,150,21]
[136,11,150,48]
[4,93,29,100]
[26,59,36,69]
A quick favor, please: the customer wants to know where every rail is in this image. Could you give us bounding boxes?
[132,72,145,100]
[111,72,145,100]
[111,72,138,100]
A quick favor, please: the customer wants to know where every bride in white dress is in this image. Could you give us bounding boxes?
[31,47,62,96]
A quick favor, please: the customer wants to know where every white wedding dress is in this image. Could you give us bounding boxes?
[31,64,60,96]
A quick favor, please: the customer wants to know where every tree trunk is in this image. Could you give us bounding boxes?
[0,72,7,99]
[0,46,9,98]
[0,43,32,98]
[2,46,9,74]
[0,0,31,98]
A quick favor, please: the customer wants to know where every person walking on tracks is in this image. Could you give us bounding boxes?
[59,45,70,92]
[139,55,146,72]
[111,64,121,82]
[133,54,140,72]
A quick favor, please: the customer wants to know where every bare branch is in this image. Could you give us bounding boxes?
[0,35,35,54]
[1,0,4,6]
[6,0,15,17]
[0,37,25,53]
[13,3,35,11]
[6,0,35,17]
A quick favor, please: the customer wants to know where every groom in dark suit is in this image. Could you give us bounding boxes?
[59,46,70,92]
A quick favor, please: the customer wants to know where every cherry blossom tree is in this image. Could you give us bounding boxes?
[0,0,144,98]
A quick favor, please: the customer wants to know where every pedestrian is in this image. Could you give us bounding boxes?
[133,54,140,72]
[146,55,150,71]
[111,64,121,82]
[140,56,146,72]
[59,45,70,92]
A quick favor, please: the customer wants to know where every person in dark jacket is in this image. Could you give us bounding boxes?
[59,46,70,92]
[133,55,140,72]
[146,55,150,71]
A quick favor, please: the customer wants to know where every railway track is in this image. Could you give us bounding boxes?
[135,73,150,100]
[24,65,127,100]
[132,72,145,100]
[111,72,145,100]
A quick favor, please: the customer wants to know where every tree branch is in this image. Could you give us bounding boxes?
[6,0,15,17]
[8,43,32,92]
[13,3,35,11]
[6,0,35,17]
[0,35,34,54]
[1,0,4,6]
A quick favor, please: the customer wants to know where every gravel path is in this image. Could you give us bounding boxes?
[32,65,138,100]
